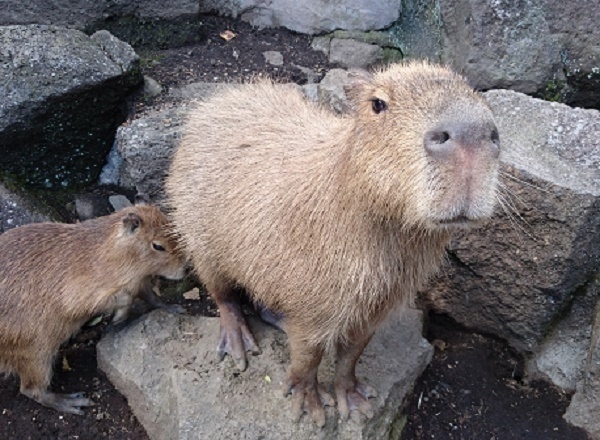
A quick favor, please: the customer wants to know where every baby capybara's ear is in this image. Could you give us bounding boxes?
[135,193,151,206]
[344,68,374,110]
[123,212,143,233]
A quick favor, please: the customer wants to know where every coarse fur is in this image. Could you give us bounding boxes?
[166,61,500,424]
[0,204,186,414]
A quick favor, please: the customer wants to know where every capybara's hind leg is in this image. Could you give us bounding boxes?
[284,326,334,427]
[22,389,94,415]
[212,284,261,371]
[19,353,94,415]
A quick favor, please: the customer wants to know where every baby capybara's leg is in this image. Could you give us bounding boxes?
[334,332,378,420]
[18,352,94,415]
[211,282,261,371]
[284,326,334,428]
[138,278,186,314]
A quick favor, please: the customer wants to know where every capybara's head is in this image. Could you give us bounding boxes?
[115,205,186,280]
[344,61,500,230]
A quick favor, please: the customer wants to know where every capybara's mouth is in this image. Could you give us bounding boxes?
[436,215,475,227]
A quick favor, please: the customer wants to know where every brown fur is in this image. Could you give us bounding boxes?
[166,61,500,425]
[0,204,185,414]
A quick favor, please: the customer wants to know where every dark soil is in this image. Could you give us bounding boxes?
[403,314,590,440]
[0,13,590,440]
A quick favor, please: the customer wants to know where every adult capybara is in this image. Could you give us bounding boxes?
[166,61,500,426]
[0,203,186,414]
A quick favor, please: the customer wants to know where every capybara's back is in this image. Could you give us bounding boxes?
[166,61,500,425]
[0,204,185,414]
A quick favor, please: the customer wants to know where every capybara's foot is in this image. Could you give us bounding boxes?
[284,375,335,427]
[216,301,261,371]
[23,390,94,415]
[335,378,377,420]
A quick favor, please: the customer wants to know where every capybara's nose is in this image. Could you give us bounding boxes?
[424,122,500,160]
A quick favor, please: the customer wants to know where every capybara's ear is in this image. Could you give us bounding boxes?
[135,193,150,206]
[123,212,143,233]
[344,68,373,109]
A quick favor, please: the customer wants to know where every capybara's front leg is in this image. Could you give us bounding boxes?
[284,328,334,427]
[138,277,186,314]
[334,332,378,420]
[214,288,261,371]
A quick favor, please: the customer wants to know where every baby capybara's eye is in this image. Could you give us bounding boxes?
[152,242,166,251]
[371,99,388,114]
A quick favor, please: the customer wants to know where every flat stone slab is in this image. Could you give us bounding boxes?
[97,309,432,440]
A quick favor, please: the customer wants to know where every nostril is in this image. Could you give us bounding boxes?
[424,129,454,158]
[428,131,450,144]
[491,128,500,145]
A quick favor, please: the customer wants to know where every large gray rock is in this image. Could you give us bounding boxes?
[0,25,141,189]
[564,278,600,439]
[97,309,432,440]
[388,0,600,108]
[529,287,596,391]
[440,0,562,94]
[112,83,222,199]
[199,0,402,34]
[423,90,600,355]
[0,0,199,29]
[328,38,383,69]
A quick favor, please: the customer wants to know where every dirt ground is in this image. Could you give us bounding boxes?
[0,13,590,440]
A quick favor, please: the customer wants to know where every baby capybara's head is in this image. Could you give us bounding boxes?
[344,61,500,230]
[114,204,186,281]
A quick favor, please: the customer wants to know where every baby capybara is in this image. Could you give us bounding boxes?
[0,203,186,414]
[166,61,500,426]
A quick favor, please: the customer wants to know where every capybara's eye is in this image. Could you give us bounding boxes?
[152,242,166,252]
[371,98,388,114]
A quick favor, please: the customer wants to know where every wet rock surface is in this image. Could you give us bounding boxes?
[0,25,142,190]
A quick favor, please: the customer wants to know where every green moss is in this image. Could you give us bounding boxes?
[537,79,567,103]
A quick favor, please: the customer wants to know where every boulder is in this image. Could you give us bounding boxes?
[0,0,199,29]
[0,25,142,189]
[439,0,562,94]
[328,39,383,69]
[198,0,402,35]
[113,83,221,200]
[391,0,600,108]
[97,309,433,440]
[423,90,600,356]
[563,278,600,439]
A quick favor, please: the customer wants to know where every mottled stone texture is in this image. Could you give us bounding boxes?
[0,25,141,189]
[98,310,432,440]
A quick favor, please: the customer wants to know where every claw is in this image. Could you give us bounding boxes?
[336,379,377,420]
[215,301,261,371]
[22,389,94,415]
[285,375,333,427]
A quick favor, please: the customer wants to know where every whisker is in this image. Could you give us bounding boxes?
[499,169,550,194]
[495,191,536,242]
